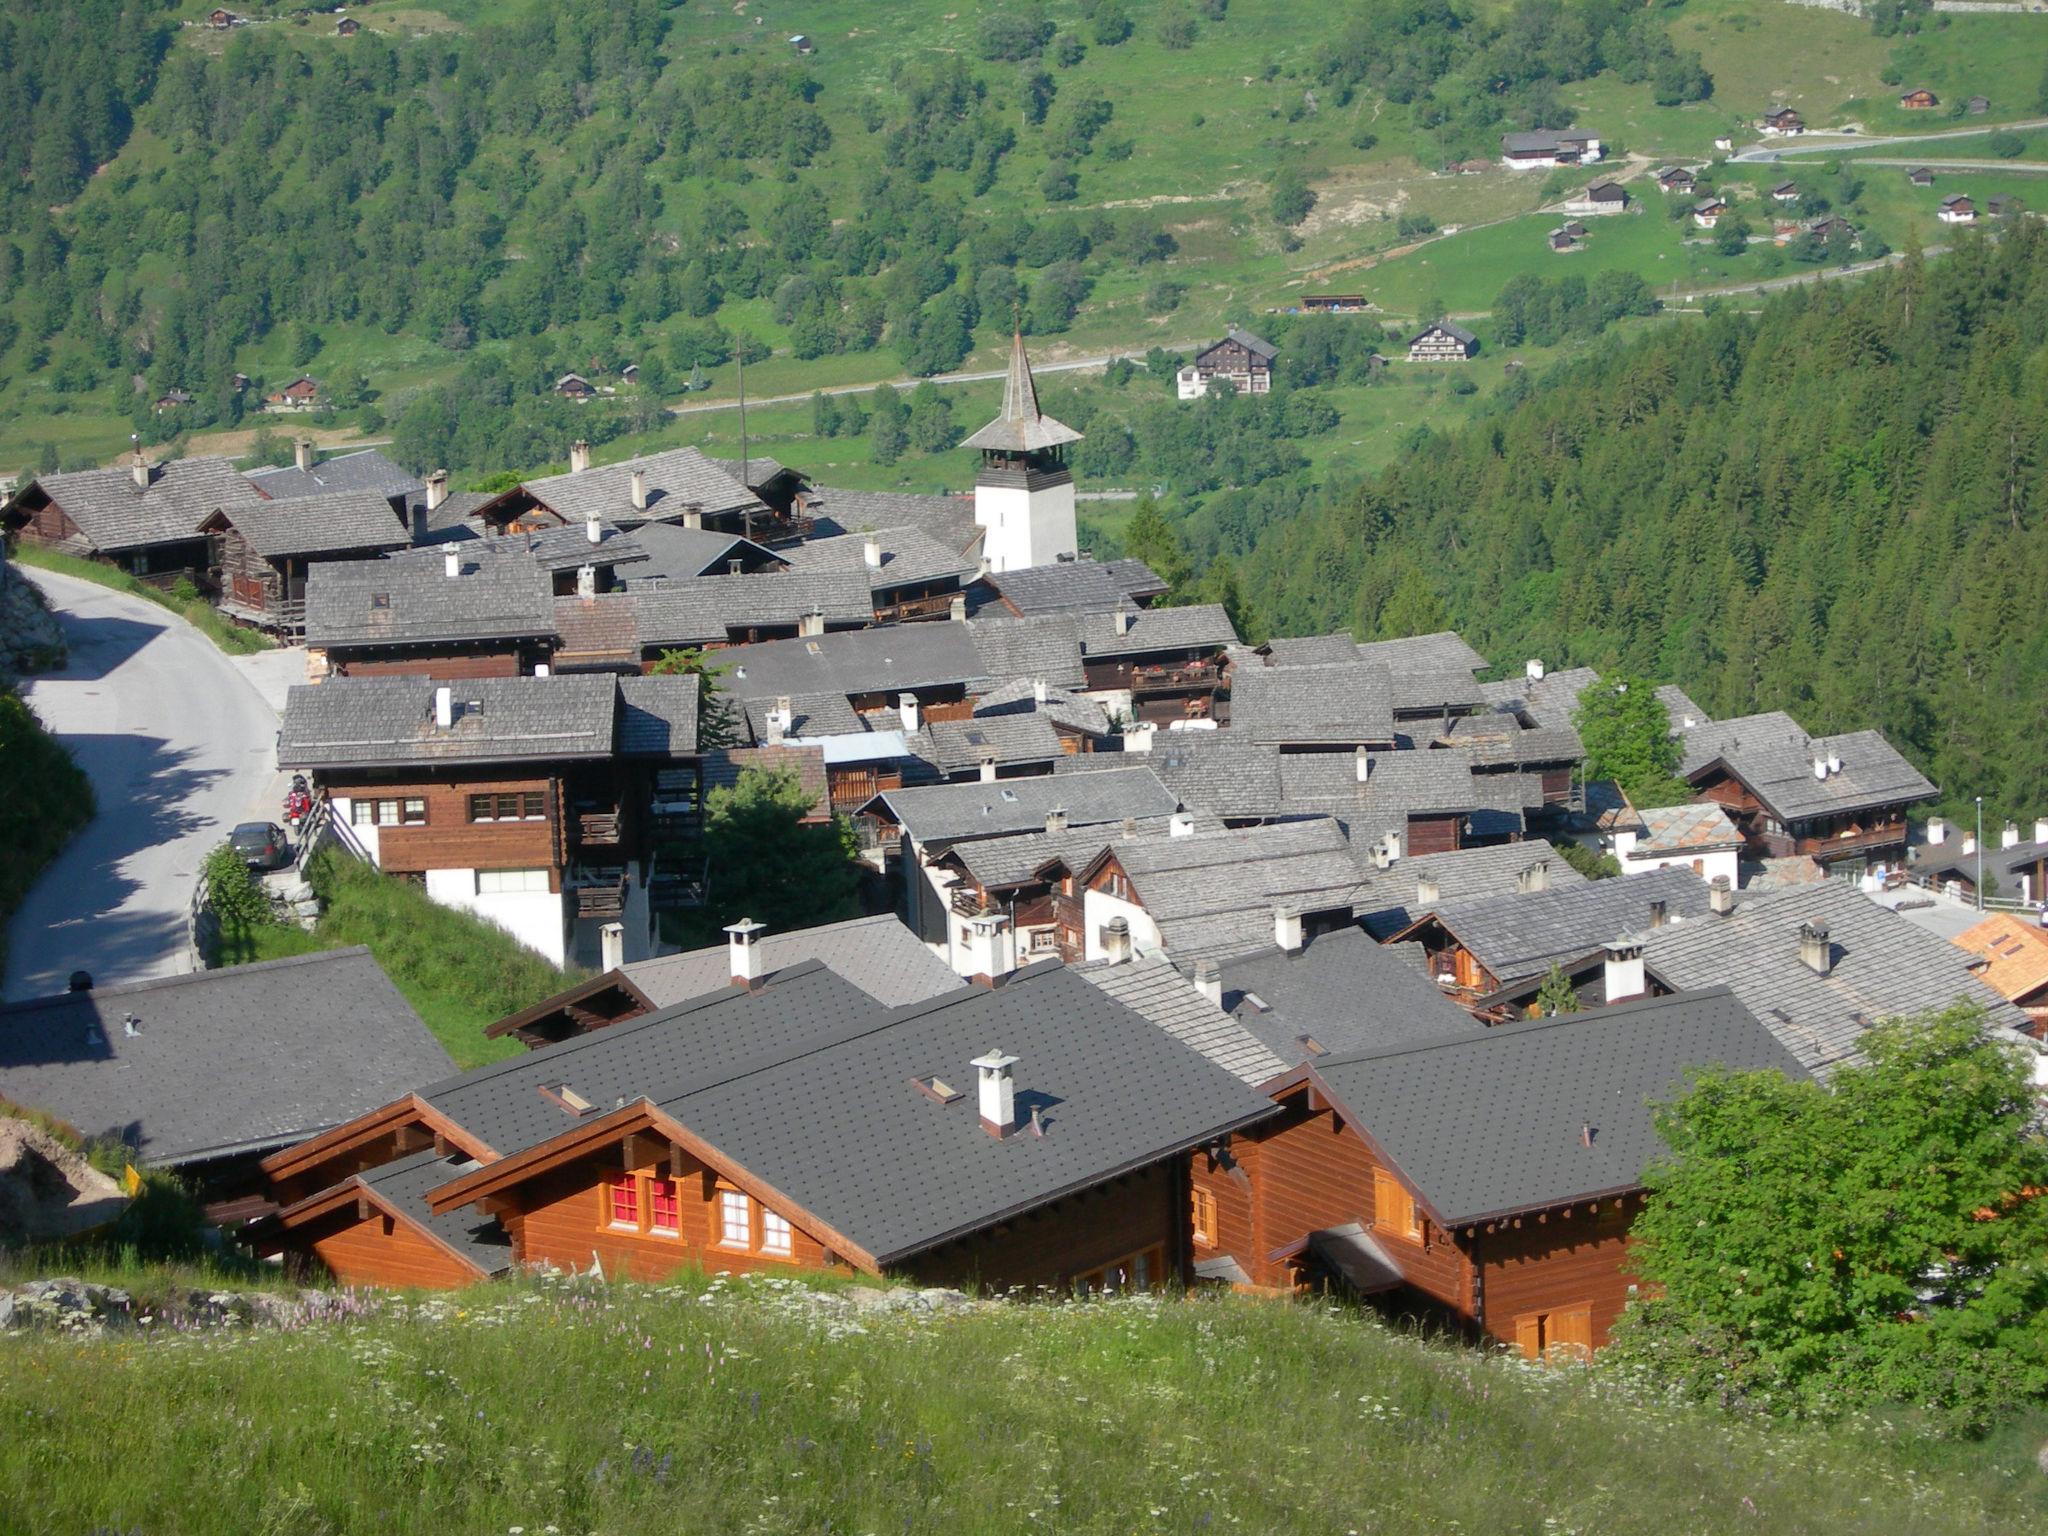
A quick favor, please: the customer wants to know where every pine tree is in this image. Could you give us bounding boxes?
[1533,964,1580,1017]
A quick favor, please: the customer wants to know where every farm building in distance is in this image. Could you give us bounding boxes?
[1408,322,1477,362]
[1177,329,1278,400]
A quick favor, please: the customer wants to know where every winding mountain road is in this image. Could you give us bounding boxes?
[4,570,285,1002]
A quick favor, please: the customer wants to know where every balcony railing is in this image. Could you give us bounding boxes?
[1797,822,1909,861]
[1130,660,1225,695]
[873,590,960,624]
[569,871,629,918]
[573,807,622,847]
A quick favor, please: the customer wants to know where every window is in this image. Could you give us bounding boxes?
[477,868,550,895]
[1374,1169,1423,1243]
[760,1210,792,1256]
[1074,1244,1167,1295]
[350,799,375,827]
[468,794,493,822]
[402,798,427,825]
[376,799,399,827]
[647,1179,680,1235]
[719,1189,752,1248]
[1190,1185,1217,1248]
[608,1177,639,1229]
[1514,1303,1594,1362]
[469,792,546,823]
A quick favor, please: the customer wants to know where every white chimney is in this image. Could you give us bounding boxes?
[726,918,766,984]
[1963,833,1978,855]
[426,471,448,511]
[971,1050,1019,1137]
[1826,750,1842,776]
[585,515,603,545]
[630,469,648,511]
[1102,916,1133,965]
[863,534,883,570]
[1416,871,1440,908]
[433,685,454,729]
[443,549,461,579]
[1032,677,1049,704]
[576,563,596,600]
[797,609,825,638]
[1274,907,1304,953]
[1516,859,1550,894]
[1926,817,1949,846]
[2035,817,2048,846]
[949,593,968,623]
[1525,658,1545,682]
[979,757,998,784]
[1123,722,1155,754]
[568,439,591,474]
[534,664,551,678]
[1193,958,1223,1009]
[1355,746,1371,784]
[600,922,625,972]
[1799,920,1832,977]
[682,503,703,530]
[1113,607,1133,636]
[1602,937,1645,1004]
[898,693,920,733]
[1813,755,1829,781]
[2002,820,2021,851]
[1045,806,1068,834]
[295,438,314,472]
[1709,874,1734,915]
[1170,810,1196,838]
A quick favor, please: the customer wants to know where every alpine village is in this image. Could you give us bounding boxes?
[4,1,2048,1532]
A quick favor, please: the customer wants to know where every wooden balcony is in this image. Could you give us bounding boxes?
[1796,820,1909,863]
[573,806,623,847]
[569,871,629,918]
[874,590,960,624]
[1130,660,1225,695]
[950,886,991,919]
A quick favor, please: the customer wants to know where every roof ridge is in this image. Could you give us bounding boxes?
[1311,983,1739,1069]
[0,945,381,1015]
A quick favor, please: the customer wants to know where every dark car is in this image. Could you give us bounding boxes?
[230,821,294,871]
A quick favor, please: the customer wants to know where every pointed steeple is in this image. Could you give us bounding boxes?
[963,331,1082,454]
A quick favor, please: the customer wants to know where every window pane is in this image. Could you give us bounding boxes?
[648,1179,679,1234]
[497,793,520,820]
[403,798,427,824]
[350,800,373,826]
[469,795,493,822]
[523,792,546,820]
[376,799,398,826]
[609,1178,639,1228]
[720,1190,751,1247]
[761,1210,792,1256]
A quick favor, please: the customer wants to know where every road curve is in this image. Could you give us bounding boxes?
[4,569,284,1001]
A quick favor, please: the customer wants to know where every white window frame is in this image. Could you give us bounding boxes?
[718,1189,751,1248]
[760,1209,792,1256]
[476,868,550,895]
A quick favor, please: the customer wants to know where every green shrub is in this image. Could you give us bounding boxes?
[12,543,272,656]
[0,686,94,978]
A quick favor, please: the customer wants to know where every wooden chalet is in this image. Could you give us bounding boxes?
[1692,197,1729,228]
[254,956,1276,1293]
[554,372,596,399]
[1563,181,1628,216]
[152,387,195,414]
[1899,88,1939,110]
[1188,989,1805,1353]
[265,376,321,411]
[208,7,235,26]
[302,544,560,681]
[1300,295,1366,312]
[1939,194,1977,225]
[1769,181,1799,203]
[1074,604,1238,726]
[1407,322,1477,362]
[1911,816,2048,908]
[1499,130,1602,169]
[1180,329,1278,398]
[1760,106,1804,135]
[1654,166,1696,194]
[336,15,360,34]
[1,451,264,582]
[474,442,810,545]
[201,491,409,633]
[1908,166,1936,186]
[1674,711,1934,874]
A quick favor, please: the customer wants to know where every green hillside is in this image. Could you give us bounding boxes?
[4,1271,2045,1534]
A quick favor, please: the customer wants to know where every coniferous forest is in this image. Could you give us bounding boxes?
[1235,230,2048,824]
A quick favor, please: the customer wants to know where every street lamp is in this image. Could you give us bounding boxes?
[1975,796,1984,911]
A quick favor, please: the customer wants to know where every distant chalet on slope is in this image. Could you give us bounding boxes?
[1408,321,1477,362]
[1177,329,1278,400]
[1760,106,1804,136]
[1499,130,1602,169]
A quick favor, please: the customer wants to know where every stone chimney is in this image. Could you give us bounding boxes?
[130,448,150,491]
[575,563,596,600]
[1799,919,1832,977]
[765,696,791,746]
[1101,916,1133,966]
[600,922,625,973]
[2002,820,2021,850]
[1648,897,1669,929]
[586,515,603,545]
[682,502,704,530]
[979,757,997,784]
[1274,908,1304,954]
[1416,872,1440,908]
[1516,859,1551,895]
[1193,958,1223,1009]
[443,549,461,579]
[898,693,920,733]
[863,534,883,571]
[1355,746,1371,784]
[1170,810,1196,838]
[1926,817,1949,846]
[798,609,825,638]
[971,1050,1020,1138]
[1602,937,1645,1004]
[1525,658,1545,682]
[726,918,766,985]
[630,469,648,512]
[1045,806,1068,834]
[569,439,591,474]
[1709,874,1734,915]
[295,438,314,473]
[1113,607,1132,637]
[949,593,968,623]
[426,471,448,511]
[433,685,454,730]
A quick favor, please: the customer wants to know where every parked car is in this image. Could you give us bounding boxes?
[230,822,294,871]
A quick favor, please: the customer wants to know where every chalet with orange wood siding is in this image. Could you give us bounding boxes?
[1,452,266,581]
[1189,989,1806,1354]
[266,376,322,411]
[254,940,1275,1294]
[1899,88,1939,110]
[1671,710,1935,875]
[302,544,561,682]
[473,442,810,544]
[199,491,409,633]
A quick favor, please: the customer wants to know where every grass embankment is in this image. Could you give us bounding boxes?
[0,687,94,980]
[218,850,577,1068]
[2,1274,2043,1535]
[12,543,273,656]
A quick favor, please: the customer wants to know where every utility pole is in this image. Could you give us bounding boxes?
[737,345,750,543]
[1976,796,1984,911]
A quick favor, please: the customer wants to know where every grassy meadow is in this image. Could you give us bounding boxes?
[4,1271,2046,1535]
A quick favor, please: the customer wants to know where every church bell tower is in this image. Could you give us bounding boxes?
[965,332,1083,573]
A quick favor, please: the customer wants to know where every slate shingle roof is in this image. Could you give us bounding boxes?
[742,691,869,740]
[781,527,976,593]
[1675,711,1935,821]
[303,547,556,649]
[1420,865,1715,984]
[972,677,1113,738]
[1231,662,1395,746]
[804,488,982,555]
[721,623,992,705]
[1353,631,1489,675]
[1076,956,1287,1085]
[1277,750,1529,842]
[1109,819,1372,957]
[0,949,451,1167]
[551,594,641,664]
[1308,987,1807,1225]
[1215,927,1482,1064]
[9,456,266,553]
[948,816,1179,893]
[987,558,1169,616]
[967,616,1089,688]
[623,523,783,585]
[616,676,701,757]
[870,767,1178,850]
[917,713,1065,775]
[1083,603,1238,659]
[962,333,1084,454]
[246,448,424,502]
[1633,802,1742,855]
[632,567,876,647]
[1639,881,2033,1072]
[619,914,960,1010]
[280,674,623,771]
[520,446,768,525]
[507,520,648,574]
[1353,839,1588,938]
[208,491,409,559]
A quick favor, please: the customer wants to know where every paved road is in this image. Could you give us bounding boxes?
[4,570,285,1001]
[1732,118,2048,162]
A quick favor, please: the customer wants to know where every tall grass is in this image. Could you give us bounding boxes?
[13,542,274,656]
[0,686,95,978]
[0,1273,2040,1535]
[219,849,579,1067]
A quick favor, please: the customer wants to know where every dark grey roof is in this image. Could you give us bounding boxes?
[962,333,1083,454]
[987,557,1169,616]
[1437,708,1583,766]
[870,767,1178,850]
[1232,662,1395,746]
[1411,321,1477,347]
[741,691,869,740]
[279,674,622,771]
[973,677,1113,738]
[507,520,648,574]
[1655,684,1711,731]
[303,547,555,649]
[1240,634,1363,668]
[624,523,784,585]
[404,489,495,546]
[917,713,1064,775]
[781,527,976,593]
[209,491,409,559]
[620,915,961,1010]
[1639,881,2032,1073]
[1911,827,2048,885]
[1501,131,1584,153]
[967,616,1089,687]
[1211,327,1278,361]
[1277,750,1528,843]
[804,488,982,555]
[522,446,768,524]
[1353,631,1488,675]
[1216,927,1481,1064]
[616,676,701,757]
[1111,819,1371,958]
[632,567,875,647]
[1083,603,1238,658]
[246,449,424,502]
[1309,987,1808,1225]
[355,1150,513,1274]
[1421,866,1715,984]
[1676,712,1935,822]
[720,622,991,705]
[1354,839,1588,938]
[552,593,641,663]
[8,456,266,552]
[1076,956,1287,1085]
[702,454,795,492]
[948,816,1178,892]
[0,949,451,1167]
[1069,733,1282,820]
